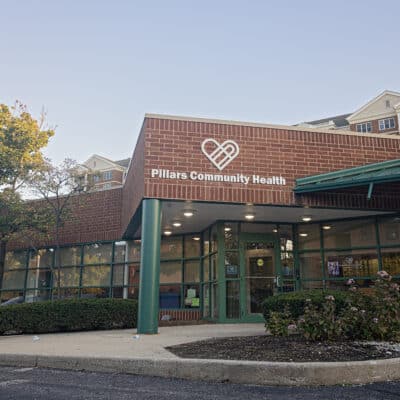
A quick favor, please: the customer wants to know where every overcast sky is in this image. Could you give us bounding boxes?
[1,0,399,164]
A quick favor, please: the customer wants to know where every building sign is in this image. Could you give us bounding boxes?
[150,138,287,186]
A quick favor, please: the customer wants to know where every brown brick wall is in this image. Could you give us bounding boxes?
[121,121,146,235]
[350,115,399,134]
[143,116,400,208]
[8,188,123,250]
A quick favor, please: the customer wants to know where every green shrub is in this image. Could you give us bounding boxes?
[0,298,137,335]
[262,289,351,322]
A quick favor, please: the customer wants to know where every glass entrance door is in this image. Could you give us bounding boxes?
[240,236,279,318]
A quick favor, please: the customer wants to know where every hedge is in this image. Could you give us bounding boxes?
[262,290,354,322]
[0,298,137,335]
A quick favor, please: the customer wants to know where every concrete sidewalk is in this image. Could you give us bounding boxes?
[1,324,400,386]
[0,323,265,359]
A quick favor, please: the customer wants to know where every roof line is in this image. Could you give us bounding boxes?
[145,113,400,140]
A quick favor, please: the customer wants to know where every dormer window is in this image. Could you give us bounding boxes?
[356,122,372,133]
[103,171,112,180]
[379,118,395,131]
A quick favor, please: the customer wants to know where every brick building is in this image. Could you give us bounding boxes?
[3,113,400,333]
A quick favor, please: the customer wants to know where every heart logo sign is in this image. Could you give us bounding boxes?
[201,138,240,171]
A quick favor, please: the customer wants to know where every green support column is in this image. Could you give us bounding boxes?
[137,199,162,334]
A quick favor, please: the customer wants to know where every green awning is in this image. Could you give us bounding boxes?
[294,159,400,198]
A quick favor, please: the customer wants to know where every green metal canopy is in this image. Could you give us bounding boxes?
[294,158,400,199]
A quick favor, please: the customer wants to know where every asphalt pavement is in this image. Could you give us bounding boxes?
[0,366,400,400]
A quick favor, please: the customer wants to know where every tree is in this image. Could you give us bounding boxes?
[0,102,54,287]
[30,158,92,298]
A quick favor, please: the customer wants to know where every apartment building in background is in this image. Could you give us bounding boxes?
[297,90,400,134]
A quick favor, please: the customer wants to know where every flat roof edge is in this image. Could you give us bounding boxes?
[144,113,400,140]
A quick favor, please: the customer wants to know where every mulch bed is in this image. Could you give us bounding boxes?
[166,335,400,362]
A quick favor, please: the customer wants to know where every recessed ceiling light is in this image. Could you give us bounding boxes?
[302,216,312,222]
[224,227,232,232]
[172,222,182,227]
[164,230,172,236]
[299,232,308,237]
[322,225,331,230]
[273,228,278,233]
[192,236,201,241]
[183,211,194,217]
[244,213,255,220]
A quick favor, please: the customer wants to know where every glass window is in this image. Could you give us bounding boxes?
[325,249,379,279]
[280,225,293,252]
[202,284,210,317]
[2,270,26,290]
[184,260,200,282]
[4,251,27,270]
[53,267,80,287]
[184,236,200,258]
[299,253,322,281]
[114,241,127,263]
[81,287,109,298]
[226,280,240,319]
[281,252,294,278]
[323,219,376,249]
[127,240,141,262]
[160,236,182,259]
[184,285,200,308]
[211,253,218,280]
[159,285,181,309]
[381,248,400,276]
[298,224,320,250]
[203,229,210,255]
[26,269,52,289]
[379,217,400,246]
[225,252,239,278]
[81,265,111,286]
[160,261,182,283]
[57,246,81,267]
[83,243,112,264]
[29,249,54,268]
[211,225,218,253]
[224,223,239,250]
[53,288,79,299]
[103,171,112,180]
[1,290,24,303]
[203,257,209,282]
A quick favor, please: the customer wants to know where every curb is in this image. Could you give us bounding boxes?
[0,354,400,386]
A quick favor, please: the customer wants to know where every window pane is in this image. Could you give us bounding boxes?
[160,261,182,283]
[127,240,141,262]
[57,246,81,266]
[29,249,54,268]
[325,249,379,278]
[211,254,218,280]
[225,252,239,278]
[128,286,139,300]
[114,241,127,263]
[26,269,52,289]
[226,280,240,319]
[299,253,322,281]
[203,257,209,282]
[203,229,210,255]
[25,289,51,301]
[202,284,210,317]
[184,285,200,308]
[0,291,23,304]
[81,287,110,298]
[184,236,200,258]
[159,285,181,309]
[83,243,112,264]
[378,217,400,246]
[281,252,294,278]
[160,236,182,259]
[52,288,79,299]
[381,248,400,276]
[211,225,218,252]
[298,224,320,250]
[184,260,200,282]
[81,266,111,286]
[4,251,27,270]
[53,267,80,287]
[323,219,376,248]
[2,270,26,290]
[224,223,239,249]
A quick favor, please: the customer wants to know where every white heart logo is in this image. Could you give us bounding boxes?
[201,138,240,171]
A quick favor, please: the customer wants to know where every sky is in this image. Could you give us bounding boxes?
[1,0,399,164]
